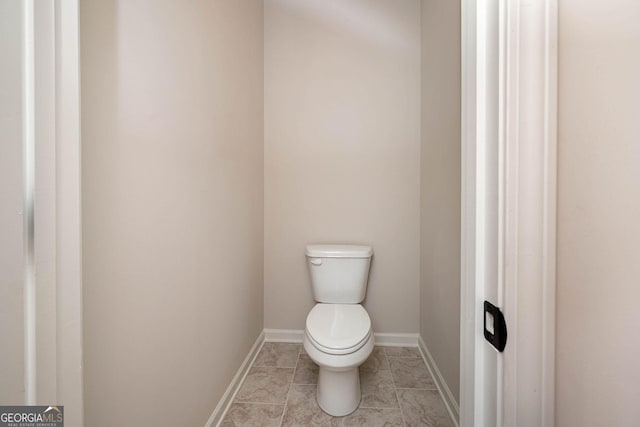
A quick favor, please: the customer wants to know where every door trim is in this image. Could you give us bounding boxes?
[460,0,557,425]
[18,0,82,413]
[459,0,480,423]
[55,0,83,425]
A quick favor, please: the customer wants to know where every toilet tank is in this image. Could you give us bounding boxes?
[306,244,373,303]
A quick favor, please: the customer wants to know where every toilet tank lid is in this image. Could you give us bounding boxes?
[306,244,373,258]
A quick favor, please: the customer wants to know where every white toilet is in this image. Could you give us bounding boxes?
[303,244,374,417]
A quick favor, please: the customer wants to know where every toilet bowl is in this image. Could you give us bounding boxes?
[303,244,374,416]
[303,303,374,416]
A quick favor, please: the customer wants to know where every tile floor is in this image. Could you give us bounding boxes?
[220,343,453,427]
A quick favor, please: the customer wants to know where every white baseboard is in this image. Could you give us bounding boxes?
[264,328,305,343]
[418,335,460,427]
[264,328,419,348]
[205,331,265,427]
[374,332,419,347]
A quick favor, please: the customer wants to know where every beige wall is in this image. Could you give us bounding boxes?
[419,0,461,403]
[0,0,24,405]
[81,1,264,425]
[557,0,640,425]
[264,0,422,332]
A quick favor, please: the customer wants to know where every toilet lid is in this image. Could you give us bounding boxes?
[306,304,371,352]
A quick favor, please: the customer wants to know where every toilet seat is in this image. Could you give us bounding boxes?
[306,303,372,355]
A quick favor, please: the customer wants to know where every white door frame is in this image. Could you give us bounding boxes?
[460,0,557,426]
[19,0,82,423]
[54,0,84,424]
[18,0,82,424]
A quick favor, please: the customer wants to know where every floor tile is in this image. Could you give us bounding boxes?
[397,389,453,427]
[281,384,342,426]
[227,342,453,426]
[254,343,301,368]
[360,346,389,373]
[293,354,319,384]
[360,368,399,408]
[384,346,421,358]
[343,407,404,426]
[235,366,294,404]
[220,402,284,426]
[389,357,435,389]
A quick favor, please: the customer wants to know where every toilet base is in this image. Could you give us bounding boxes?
[316,366,361,416]
[303,324,374,417]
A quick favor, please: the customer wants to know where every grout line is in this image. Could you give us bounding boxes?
[291,345,302,384]
[278,346,301,427]
[277,388,290,427]
[293,345,302,372]
[358,405,402,410]
[231,401,287,406]
[386,356,422,359]
[395,387,439,391]
[292,346,318,385]
[382,347,421,359]
[386,351,408,427]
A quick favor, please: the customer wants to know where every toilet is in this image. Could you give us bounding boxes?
[303,244,374,416]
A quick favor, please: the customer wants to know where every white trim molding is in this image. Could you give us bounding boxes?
[373,332,419,347]
[418,336,460,427]
[55,0,84,425]
[460,0,557,425]
[33,0,58,404]
[263,328,305,343]
[459,0,482,424]
[501,0,557,426]
[13,0,82,413]
[205,331,265,427]
[22,0,37,404]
